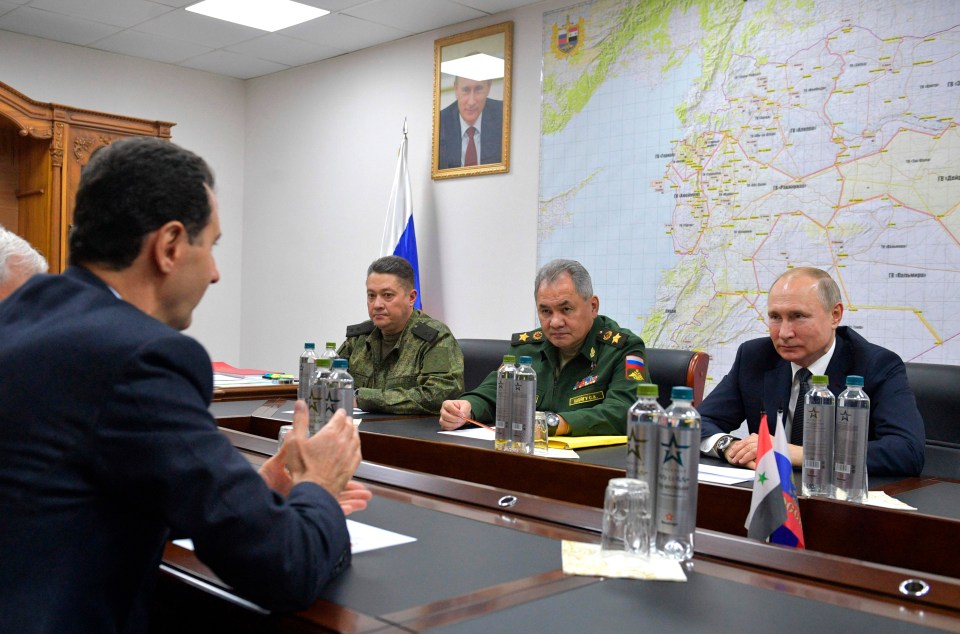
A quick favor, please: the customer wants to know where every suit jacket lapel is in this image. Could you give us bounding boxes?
[762,360,793,434]
[825,332,852,395]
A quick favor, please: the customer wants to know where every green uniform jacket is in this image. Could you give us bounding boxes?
[461,315,646,436]
[337,310,464,415]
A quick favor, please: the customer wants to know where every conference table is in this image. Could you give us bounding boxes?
[151,397,960,631]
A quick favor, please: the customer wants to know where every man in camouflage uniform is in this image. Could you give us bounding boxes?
[338,256,463,415]
[439,259,647,436]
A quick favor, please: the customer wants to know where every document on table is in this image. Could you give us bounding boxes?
[439,427,495,441]
[440,428,580,459]
[171,521,416,556]
[348,520,416,554]
[698,464,754,485]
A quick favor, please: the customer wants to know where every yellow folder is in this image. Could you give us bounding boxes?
[548,435,628,450]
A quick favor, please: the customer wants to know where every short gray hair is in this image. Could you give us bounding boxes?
[771,267,840,312]
[535,259,593,300]
[0,226,48,285]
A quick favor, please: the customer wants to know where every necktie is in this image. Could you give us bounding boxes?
[464,127,477,166]
[791,368,812,445]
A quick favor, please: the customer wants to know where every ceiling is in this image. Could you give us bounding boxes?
[0,0,540,79]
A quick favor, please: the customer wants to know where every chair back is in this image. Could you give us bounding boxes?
[905,362,960,479]
[644,348,710,409]
[458,339,510,392]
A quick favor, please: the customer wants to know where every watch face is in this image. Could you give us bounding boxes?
[546,413,560,429]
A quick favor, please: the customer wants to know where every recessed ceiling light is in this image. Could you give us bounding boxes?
[440,53,504,82]
[186,0,329,33]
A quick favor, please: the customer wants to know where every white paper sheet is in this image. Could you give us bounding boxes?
[347,520,417,554]
[698,464,754,485]
[171,520,416,556]
[439,427,495,441]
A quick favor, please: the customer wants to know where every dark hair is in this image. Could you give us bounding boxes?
[68,137,215,269]
[367,255,415,290]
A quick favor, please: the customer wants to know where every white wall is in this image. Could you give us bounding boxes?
[0,30,246,364]
[242,1,556,372]
[1,0,562,373]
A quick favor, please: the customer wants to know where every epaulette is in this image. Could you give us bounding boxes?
[411,322,439,343]
[596,328,628,349]
[511,329,546,345]
[345,321,376,338]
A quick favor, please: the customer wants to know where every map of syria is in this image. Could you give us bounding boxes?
[539,0,960,390]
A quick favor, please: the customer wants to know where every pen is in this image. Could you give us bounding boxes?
[460,416,495,432]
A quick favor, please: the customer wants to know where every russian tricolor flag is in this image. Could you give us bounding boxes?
[381,120,422,309]
[745,411,805,548]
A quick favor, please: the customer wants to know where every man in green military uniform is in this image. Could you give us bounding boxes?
[439,259,647,436]
[338,255,463,415]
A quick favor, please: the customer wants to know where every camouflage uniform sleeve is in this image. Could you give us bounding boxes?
[561,336,646,436]
[355,324,464,415]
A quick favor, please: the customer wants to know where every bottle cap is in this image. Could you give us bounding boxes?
[811,374,828,385]
[636,383,659,397]
[845,375,864,387]
[670,386,693,401]
[503,355,517,363]
[325,341,336,349]
[519,355,533,364]
[304,342,316,349]
[333,359,348,369]
[316,357,333,368]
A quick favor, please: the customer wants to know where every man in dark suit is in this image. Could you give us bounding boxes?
[699,267,925,476]
[0,137,370,632]
[437,76,503,169]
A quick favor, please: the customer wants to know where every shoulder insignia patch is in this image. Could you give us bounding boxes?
[511,329,545,345]
[596,329,627,349]
[345,321,375,337]
[411,322,439,343]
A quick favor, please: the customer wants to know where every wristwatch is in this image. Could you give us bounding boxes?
[714,435,736,462]
[544,411,561,434]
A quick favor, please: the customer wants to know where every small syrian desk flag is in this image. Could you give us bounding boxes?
[381,119,421,309]
[745,411,805,548]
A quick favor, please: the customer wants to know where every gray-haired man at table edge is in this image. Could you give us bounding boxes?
[698,267,924,476]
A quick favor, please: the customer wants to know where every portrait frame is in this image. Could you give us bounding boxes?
[432,21,513,180]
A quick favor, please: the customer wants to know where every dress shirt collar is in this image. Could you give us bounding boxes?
[791,336,836,380]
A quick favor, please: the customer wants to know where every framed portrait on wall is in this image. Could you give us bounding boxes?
[432,21,513,180]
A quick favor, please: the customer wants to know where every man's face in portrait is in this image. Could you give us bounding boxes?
[454,77,491,126]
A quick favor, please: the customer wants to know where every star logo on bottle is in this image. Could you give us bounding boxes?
[661,434,690,466]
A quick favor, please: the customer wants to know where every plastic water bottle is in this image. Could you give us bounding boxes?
[494,355,517,452]
[321,341,338,361]
[833,375,870,503]
[323,359,355,424]
[308,357,333,435]
[297,342,317,400]
[801,374,835,497]
[656,386,700,560]
[511,356,537,455]
[626,383,665,551]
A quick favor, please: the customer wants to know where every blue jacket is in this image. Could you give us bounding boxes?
[437,97,503,169]
[699,326,925,476]
[0,266,350,632]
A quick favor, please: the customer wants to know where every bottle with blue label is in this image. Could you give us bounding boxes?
[511,356,537,455]
[833,375,870,503]
[323,359,355,424]
[297,342,317,400]
[655,386,700,560]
